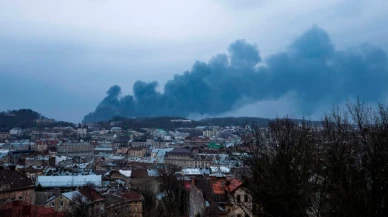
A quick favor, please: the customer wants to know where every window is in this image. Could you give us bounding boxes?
[18,196,23,200]
[60,201,63,207]
[237,195,241,203]
[51,202,55,207]
[244,194,248,202]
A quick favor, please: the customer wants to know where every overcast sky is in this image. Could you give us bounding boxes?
[1,0,388,122]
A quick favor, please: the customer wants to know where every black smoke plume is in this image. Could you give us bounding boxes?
[83,26,388,122]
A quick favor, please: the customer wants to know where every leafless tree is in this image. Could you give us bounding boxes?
[239,100,388,217]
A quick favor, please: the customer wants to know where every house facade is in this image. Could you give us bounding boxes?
[127,147,146,157]
[57,142,94,157]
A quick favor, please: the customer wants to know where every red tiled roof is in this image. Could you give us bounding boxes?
[184,181,191,190]
[227,178,243,192]
[0,201,64,217]
[79,187,105,202]
[212,181,225,194]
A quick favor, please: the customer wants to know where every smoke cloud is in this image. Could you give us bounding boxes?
[83,26,388,122]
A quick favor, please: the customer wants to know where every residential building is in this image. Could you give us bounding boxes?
[44,188,106,216]
[164,148,193,168]
[57,142,94,157]
[225,178,252,217]
[0,200,64,217]
[189,177,228,217]
[10,128,23,136]
[127,147,146,157]
[79,187,106,217]
[44,191,84,212]
[184,137,210,147]
[0,168,35,204]
[103,193,131,217]
[24,156,49,167]
[114,136,130,147]
[189,176,253,217]
[203,127,219,138]
[121,190,144,217]
[130,139,151,148]
[0,131,10,140]
[164,148,212,168]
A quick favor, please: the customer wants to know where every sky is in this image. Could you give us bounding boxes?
[1,0,388,122]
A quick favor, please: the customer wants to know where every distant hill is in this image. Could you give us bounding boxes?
[0,109,74,130]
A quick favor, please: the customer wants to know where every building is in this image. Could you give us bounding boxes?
[110,127,122,133]
[57,142,94,157]
[34,118,55,125]
[24,156,49,167]
[114,136,131,147]
[77,128,88,138]
[94,147,114,155]
[78,187,106,216]
[130,139,153,148]
[189,177,228,217]
[203,127,219,138]
[0,131,10,140]
[0,168,35,204]
[121,190,144,217]
[36,174,102,188]
[103,193,131,217]
[105,169,132,183]
[225,178,252,217]
[44,191,85,212]
[127,147,147,157]
[44,188,106,216]
[184,137,210,147]
[0,200,64,217]
[9,128,23,136]
[189,176,252,217]
[164,148,212,168]
[164,148,193,168]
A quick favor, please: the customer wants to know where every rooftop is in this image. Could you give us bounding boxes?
[121,190,143,201]
[0,169,34,191]
[36,175,102,188]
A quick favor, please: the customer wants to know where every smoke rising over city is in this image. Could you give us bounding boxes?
[83,26,388,122]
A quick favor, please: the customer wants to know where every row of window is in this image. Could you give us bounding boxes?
[51,200,63,207]
[236,194,249,203]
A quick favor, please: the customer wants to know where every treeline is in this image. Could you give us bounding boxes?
[240,100,388,217]
[0,109,73,130]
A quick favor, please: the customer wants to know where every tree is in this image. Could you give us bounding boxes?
[240,100,388,217]
[155,165,188,217]
[240,118,319,217]
[64,193,91,217]
[319,100,388,217]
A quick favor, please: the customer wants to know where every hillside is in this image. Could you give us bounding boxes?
[0,109,73,130]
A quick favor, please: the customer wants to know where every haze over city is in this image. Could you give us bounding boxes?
[1,0,388,122]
